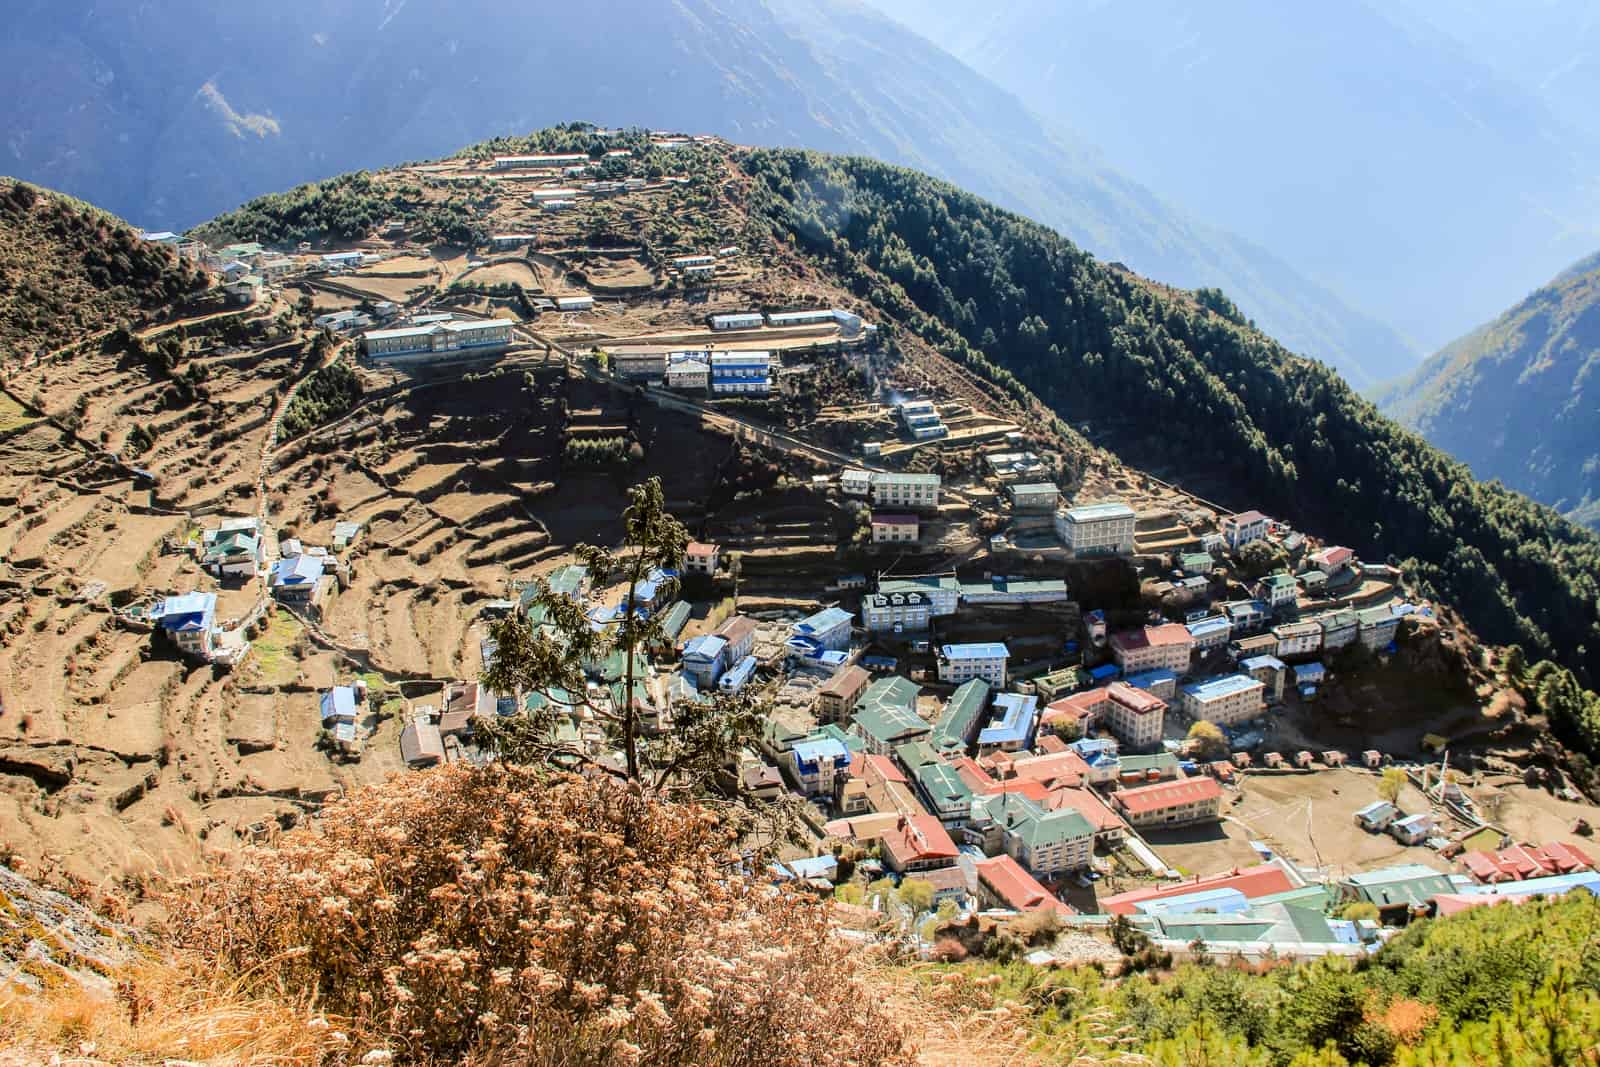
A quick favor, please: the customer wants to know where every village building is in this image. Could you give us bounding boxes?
[1100,863,1296,916]
[975,854,1071,915]
[1112,776,1223,829]
[815,665,871,722]
[849,677,927,755]
[1123,668,1179,701]
[1256,573,1299,614]
[1178,551,1215,576]
[878,814,960,874]
[861,590,932,633]
[970,793,1096,876]
[1338,864,1455,914]
[400,718,445,767]
[937,642,1008,687]
[1460,841,1595,883]
[840,468,873,497]
[1186,615,1233,652]
[492,153,589,170]
[869,472,942,509]
[1221,510,1270,550]
[1007,482,1059,512]
[877,574,960,616]
[681,635,727,689]
[489,233,536,250]
[611,350,665,379]
[554,295,594,312]
[1315,610,1360,652]
[201,516,265,577]
[792,606,853,653]
[362,318,513,361]
[708,311,765,331]
[958,576,1069,606]
[1111,623,1195,674]
[155,592,217,659]
[1354,801,1400,833]
[1357,606,1401,650]
[683,541,720,576]
[665,353,710,390]
[1179,673,1266,727]
[1310,545,1356,575]
[1272,620,1324,659]
[1239,655,1288,702]
[1223,599,1270,634]
[709,351,771,394]
[1100,682,1167,749]
[270,554,327,607]
[671,254,716,270]
[714,615,758,664]
[1298,569,1330,595]
[896,398,947,440]
[931,678,990,756]
[319,685,361,750]
[976,692,1038,754]
[870,512,919,544]
[1055,501,1136,556]
[313,309,372,332]
[1390,812,1436,845]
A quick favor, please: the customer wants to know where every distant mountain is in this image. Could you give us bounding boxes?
[1386,0,1600,144]
[1378,251,1600,529]
[0,0,1409,386]
[866,0,1600,353]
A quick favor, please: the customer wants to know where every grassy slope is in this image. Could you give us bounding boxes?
[0,179,205,359]
[1379,250,1600,527]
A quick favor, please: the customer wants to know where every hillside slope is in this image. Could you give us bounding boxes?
[741,150,1600,689]
[1379,251,1600,529]
[866,0,1600,353]
[0,0,1410,385]
[0,179,205,358]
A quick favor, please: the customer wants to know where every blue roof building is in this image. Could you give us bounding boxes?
[156,591,218,658]
[1088,663,1122,682]
[271,555,325,599]
[1186,615,1233,648]
[792,606,853,652]
[976,692,1038,752]
[937,642,1009,686]
[1123,667,1177,697]
[1293,662,1327,685]
[682,635,728,687]
[320,685,359,725]
[719,654,759,694]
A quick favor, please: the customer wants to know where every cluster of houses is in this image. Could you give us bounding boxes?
[708,307,865,336]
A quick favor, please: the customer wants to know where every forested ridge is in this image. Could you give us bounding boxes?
[0,179,206,358]
[743,150,1600,699]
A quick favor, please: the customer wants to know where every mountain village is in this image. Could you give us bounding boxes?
[3,129,1595,983]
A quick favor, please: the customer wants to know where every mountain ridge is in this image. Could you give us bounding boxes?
[0,0,1411,386]
[1378,249,1600,529]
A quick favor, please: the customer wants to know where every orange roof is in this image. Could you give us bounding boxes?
[951,756,997,791]
[1228,510,1268,526]
[1099,863,1294,915]
[1111,776,1222,816]
[716,614,758,646]
[1107,681,1166,715]
[879,815,959,867]
[975,854,1072,914]
[1043,688,1110,724]
[850,752,908,786]
[823,812,902,841]
[1045,786,1127,833]
[1036,734,1068,754]
[1111,624,1192,652]
[686,541,718,555]
[819,665,870,698]
[1007,750,1091,788]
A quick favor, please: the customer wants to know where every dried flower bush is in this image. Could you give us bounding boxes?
[170,764,912,1066]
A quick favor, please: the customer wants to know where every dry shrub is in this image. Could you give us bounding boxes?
[169,765,911,1067]
[929,937,968,963]
[1378,997,1438,1044]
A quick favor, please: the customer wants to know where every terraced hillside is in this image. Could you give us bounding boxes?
[0,128,1590,880]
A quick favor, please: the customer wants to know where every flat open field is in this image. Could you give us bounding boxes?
[1150,768,1451,879]
[460,261,538,289]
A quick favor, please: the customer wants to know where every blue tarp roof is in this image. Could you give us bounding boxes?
[792,737,850,765]
[682,635,727,661]
[320,686,358,722]
[156,592,216,631]
[1293,663,1327,682]
[272,555,325,586]
[1089,663,1121,681]
[1124,668,1176,688]
[719,654,759,692]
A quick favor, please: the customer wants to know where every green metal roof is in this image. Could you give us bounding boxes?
[1117,753,1181,775]
[1010,806,1094,849]
[851,703,929,748]
[931,678,989,752]
[913,760,973,809]
[657,599,692,640]
[894,739,942,769]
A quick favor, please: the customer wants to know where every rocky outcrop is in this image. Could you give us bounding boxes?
[0,864,141,994]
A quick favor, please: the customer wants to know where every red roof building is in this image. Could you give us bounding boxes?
[1099,863,1296,915]
[1110,623,1195,673]
[1005,750,1092,789]
[878,814,960,873]
[1110,776,1222,828]
[975,854,1073,915]
[1460,841,1596,883]
[1044,785,1128,841]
